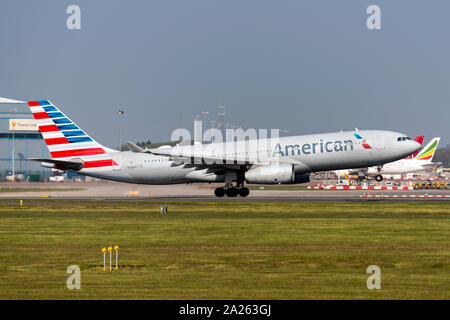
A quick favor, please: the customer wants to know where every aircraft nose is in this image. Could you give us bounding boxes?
[409,140,421,154]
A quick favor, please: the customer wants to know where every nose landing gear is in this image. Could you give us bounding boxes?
[214,185,250,197]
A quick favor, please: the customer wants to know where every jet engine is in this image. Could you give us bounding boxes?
[245,163,298,184]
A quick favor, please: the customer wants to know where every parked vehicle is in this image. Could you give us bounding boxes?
[49,175,65,182]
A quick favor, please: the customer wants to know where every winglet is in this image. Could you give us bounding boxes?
[126,141,147,153]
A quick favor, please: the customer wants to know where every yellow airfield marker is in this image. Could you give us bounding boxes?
[108,246,113,271]
[101,247,107,271]
[114,245,119,270]
[101,245,120,271]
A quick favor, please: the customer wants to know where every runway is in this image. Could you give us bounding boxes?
[1,181,449,202]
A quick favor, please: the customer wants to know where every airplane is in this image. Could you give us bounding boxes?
[335,137,441,182]
[26,100,420,197]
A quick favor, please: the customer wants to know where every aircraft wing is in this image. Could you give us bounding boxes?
[127,141,310,170]
[127,141,255,166]
[27,158,84,170]
[147,147,256,167]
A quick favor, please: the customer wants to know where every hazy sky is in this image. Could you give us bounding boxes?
[1,1,449,147]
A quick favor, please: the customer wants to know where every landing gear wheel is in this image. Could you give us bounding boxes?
[214,187,226,197]
[238,187,250,197]
[225,187,239,197]
[375,174,383,182]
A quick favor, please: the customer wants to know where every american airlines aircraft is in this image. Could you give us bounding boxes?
[27,100,420,197]
[335,137,441,181]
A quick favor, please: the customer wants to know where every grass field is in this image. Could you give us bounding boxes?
[0,200,448,299]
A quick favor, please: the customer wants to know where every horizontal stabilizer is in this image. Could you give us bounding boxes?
[421,162,442,169]
[27,158,84,171]
[0,97,25,103]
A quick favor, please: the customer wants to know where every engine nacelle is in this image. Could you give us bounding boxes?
[245,163,295,184]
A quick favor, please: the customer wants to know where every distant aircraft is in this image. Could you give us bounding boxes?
[335,137,441,181]
[27,100,420,197]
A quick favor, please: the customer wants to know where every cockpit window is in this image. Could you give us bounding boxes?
[397,136,410,141]
[406,137,411,140]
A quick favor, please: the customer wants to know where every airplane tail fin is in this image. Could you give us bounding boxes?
[28,100,117,169]
[413,137,440,162]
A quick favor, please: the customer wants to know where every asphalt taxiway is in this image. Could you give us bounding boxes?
[1,181,449,202]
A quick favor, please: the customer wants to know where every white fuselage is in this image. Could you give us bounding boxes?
[366,159,433,175]
[77,130,420,184]
[336,159,437,179]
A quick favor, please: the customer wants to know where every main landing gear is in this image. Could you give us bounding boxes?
[375,166,383,182]
[214,185,250,197]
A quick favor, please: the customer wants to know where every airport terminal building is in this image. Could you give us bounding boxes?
[0,100,51,181]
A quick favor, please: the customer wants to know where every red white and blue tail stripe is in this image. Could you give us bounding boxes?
[28,100,117,169]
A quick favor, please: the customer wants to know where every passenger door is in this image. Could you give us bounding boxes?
[111,153,121,171]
